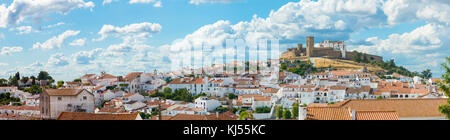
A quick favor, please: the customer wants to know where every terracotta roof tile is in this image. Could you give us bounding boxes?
[57,112,140,120]
[355,111,399,120]
[44,89,86,96]
[307,107,352,120]
[330,99,447,118]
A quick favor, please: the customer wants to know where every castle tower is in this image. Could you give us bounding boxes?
[306,36,314,57]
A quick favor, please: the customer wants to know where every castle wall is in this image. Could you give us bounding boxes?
[310,48,342,59]
[345,52,383,63]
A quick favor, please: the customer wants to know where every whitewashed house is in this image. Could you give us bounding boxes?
[194,96,221,112]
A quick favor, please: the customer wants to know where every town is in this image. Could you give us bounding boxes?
[0,37,448,120]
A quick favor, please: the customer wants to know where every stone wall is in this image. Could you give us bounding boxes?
[345,52,383,63]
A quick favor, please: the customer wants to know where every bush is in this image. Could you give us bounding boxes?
[228,93,237,100]
[283,109,292,119]
[255,107,271,113]
[216,106,229,113]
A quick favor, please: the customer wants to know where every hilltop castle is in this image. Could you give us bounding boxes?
[282,36,383,63]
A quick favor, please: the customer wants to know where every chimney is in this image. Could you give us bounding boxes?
[216,112,219,119]
[351,109,356,120]
[299,106,307,120]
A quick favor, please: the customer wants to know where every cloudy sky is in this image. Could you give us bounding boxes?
[0,0,449,81]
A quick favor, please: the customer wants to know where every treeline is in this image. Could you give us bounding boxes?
[281,60,318,76]
[0,93,21,106]
[0,71,55,94]
[352,51,432,79]
[151,88,195,102]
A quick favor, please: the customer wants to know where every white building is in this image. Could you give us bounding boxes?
[194,97,221,112]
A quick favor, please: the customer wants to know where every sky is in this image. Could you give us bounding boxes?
[0,0,449,81]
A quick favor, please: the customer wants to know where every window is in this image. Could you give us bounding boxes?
[58,97,62,101]
[83,96,87,100]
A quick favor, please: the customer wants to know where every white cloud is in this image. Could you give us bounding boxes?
[382,0,450,25]
[1,46,23,55]
[0,63,8,67]
[168,0,387,54]
[73,48,103,64]
[33,30,80,50]
[69,38,87,47]
[44,22,65,29]
[11,25,34,34]
[94,22,161,41]
[47,53,70,67]
[353,24,444,54]
[103,0,162,7]
[0,0,95,28]
[351,23,449,73]
[189,0,240,5]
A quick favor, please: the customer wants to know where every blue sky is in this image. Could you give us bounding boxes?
[0,0,449,81]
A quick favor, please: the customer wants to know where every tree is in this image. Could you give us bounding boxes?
[292,102,299,118]
[14,72,20,81]
[73,78,82,82]
[439,57,450,119]
[0,78,7,86]
[255,107,271,113]
[57,81,64,88]
[377,96,383,100]
[37,71,51,81]
[20,76,29,85]
[228,93,237,100]
[216,106,229,113]
[239,111,253,120]
[30,76,36,85]
[421,69,432,79]
[276,106,283,119]
[283,109,292,119]
[24,85,42,95]
[352,51,361,63]
[139,112,152,120]
[8,76,18,87]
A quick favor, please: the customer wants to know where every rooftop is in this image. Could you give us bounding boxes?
[57,112,140,120]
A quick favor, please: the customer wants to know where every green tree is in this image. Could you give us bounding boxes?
[139,112,152,119]
[20,76,29,84]
[30,76,36,85]
[292,102,299,118]
[8,76,18,87]
[216,106,229,113]
[73,78,82,82]
[239,111,253,120]
[255,107,271,113]
[57,81,64,88]
[24,85,42,95]
[276,106,283,119]
[352,51,361,63]
[228,93,237,100]
[421,69,432,79]
[439,57,450,119]
[14,72,20,81]
[0,78,7,86]
[283,109,292,119]
[37,71,53,81]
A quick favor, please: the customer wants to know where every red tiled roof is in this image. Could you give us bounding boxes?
[307,107,352,120]
[330,99,447,118]
[57,112,140,120]
[355,111,399,120]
